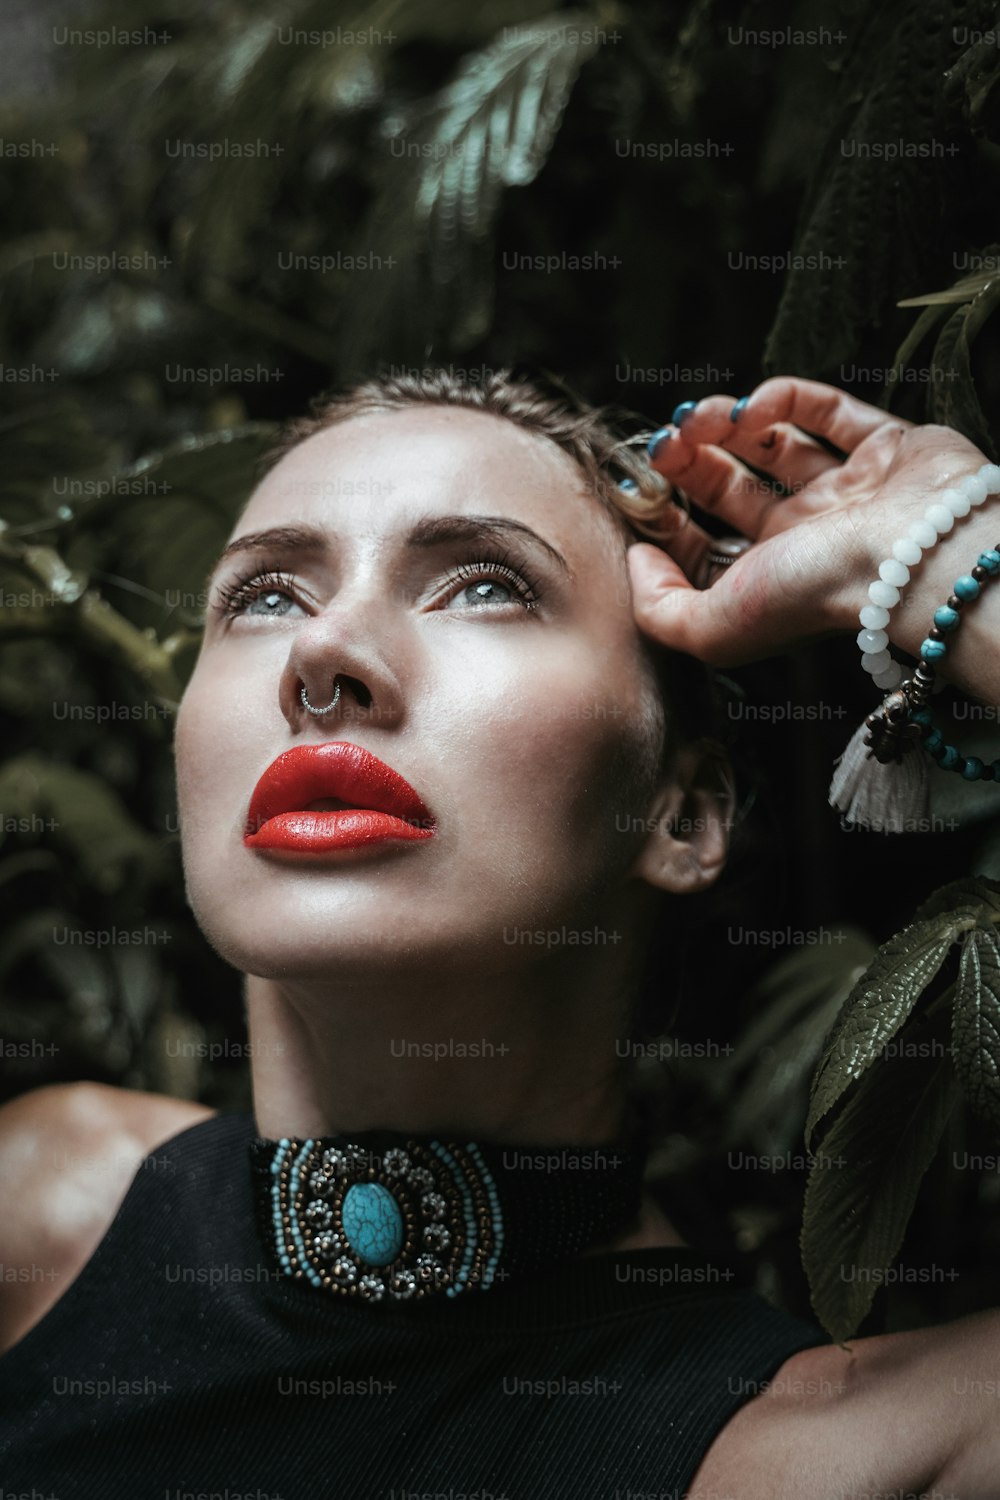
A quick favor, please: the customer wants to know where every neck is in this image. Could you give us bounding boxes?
[245,943,646,1147]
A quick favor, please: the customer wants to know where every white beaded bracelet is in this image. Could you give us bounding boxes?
[855,462,1000,691]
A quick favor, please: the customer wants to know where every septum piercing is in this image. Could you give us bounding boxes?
[300,678,341,716]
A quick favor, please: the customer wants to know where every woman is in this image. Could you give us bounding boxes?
[0,369,998,1496]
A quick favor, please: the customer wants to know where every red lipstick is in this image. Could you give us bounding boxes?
[244,743,435,854]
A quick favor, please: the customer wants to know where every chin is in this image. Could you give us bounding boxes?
[190,916,421,984]
[184,872,459,982]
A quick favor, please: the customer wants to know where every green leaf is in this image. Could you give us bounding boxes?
[909,874,1000,929]
[953,928,1000,1135]
[62,423,277,638]
[801,1002,962,1344]
[896,262,1000,307]
[927,276,1000,455]
[340,9,601,368]
[805,914,965,1148]
[174,0,542,281]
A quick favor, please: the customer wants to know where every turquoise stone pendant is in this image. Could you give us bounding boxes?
[341,1182,404,1267]
[263,1135,504,1302]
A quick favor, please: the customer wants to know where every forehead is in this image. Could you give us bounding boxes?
[236,404,625,549]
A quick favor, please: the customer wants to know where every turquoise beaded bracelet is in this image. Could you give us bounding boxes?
[903,544,1000,780]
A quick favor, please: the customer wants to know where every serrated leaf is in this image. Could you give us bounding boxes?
[805,913,969,1147]
[801,1003,962,1343]
[909,874,1000,929]
[806,882,1000,1148]
[953,928,1000,1135]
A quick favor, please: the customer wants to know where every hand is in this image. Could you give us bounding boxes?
[627,376,994,671]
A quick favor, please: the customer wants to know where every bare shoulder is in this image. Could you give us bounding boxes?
[0,1081,215,1355]
[687,1308,1000,1498]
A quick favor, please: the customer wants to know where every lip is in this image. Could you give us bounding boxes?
[244,742,436,854]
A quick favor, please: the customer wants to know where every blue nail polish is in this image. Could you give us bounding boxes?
[671,400,698,427]
[647,428,672,460]
[618,477,639,492]
[730,397,749,422]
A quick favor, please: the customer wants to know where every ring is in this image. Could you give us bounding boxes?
[301,678,342,716]
[699,535,753,588]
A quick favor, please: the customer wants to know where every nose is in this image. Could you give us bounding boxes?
[278,605,405,733]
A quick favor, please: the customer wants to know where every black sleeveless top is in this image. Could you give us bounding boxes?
[0,1113,829,1496]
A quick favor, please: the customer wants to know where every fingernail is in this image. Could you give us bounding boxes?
[730,396,749,422]
[618,477,639,492]
[671,400,698,427]
[647,427,673,460]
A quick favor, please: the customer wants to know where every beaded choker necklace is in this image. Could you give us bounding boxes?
[249,1127,648,1304]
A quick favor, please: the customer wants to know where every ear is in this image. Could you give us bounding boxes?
[627,737,736,894]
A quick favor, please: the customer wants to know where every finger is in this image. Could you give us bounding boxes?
[646,429,786,538]
[671,395,843,492]
[627,543,761,665]
[635,510,718,584]
[727,376,913,454]
[627,536,830,667]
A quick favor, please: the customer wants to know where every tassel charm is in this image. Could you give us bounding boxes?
[829,685,930,832]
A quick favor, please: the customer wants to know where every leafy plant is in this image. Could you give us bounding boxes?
[801,876,1000,1342]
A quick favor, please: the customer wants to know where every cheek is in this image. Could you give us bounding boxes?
[444,635,662,885]
[174,661,259,847]
[173,676,215,873]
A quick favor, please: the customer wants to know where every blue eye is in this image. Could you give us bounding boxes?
[246,588,299,617]
[211,550,543,622]
[443,556,540,611]
[213,569,303,619]
[454,577,517,608]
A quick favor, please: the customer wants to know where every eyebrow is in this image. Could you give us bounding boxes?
[205,514,572,586]
[206,525,323,586]
[408,514,571,576]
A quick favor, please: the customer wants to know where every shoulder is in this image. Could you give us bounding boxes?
[0,1081,215,1355]
[686,1309,1000,1497]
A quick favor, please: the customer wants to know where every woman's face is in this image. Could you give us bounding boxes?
[174,405,669,981]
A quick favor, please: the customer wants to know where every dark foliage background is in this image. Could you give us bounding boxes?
[3,0,1000,1335]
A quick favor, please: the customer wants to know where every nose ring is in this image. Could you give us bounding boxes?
[300,678,341,716]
